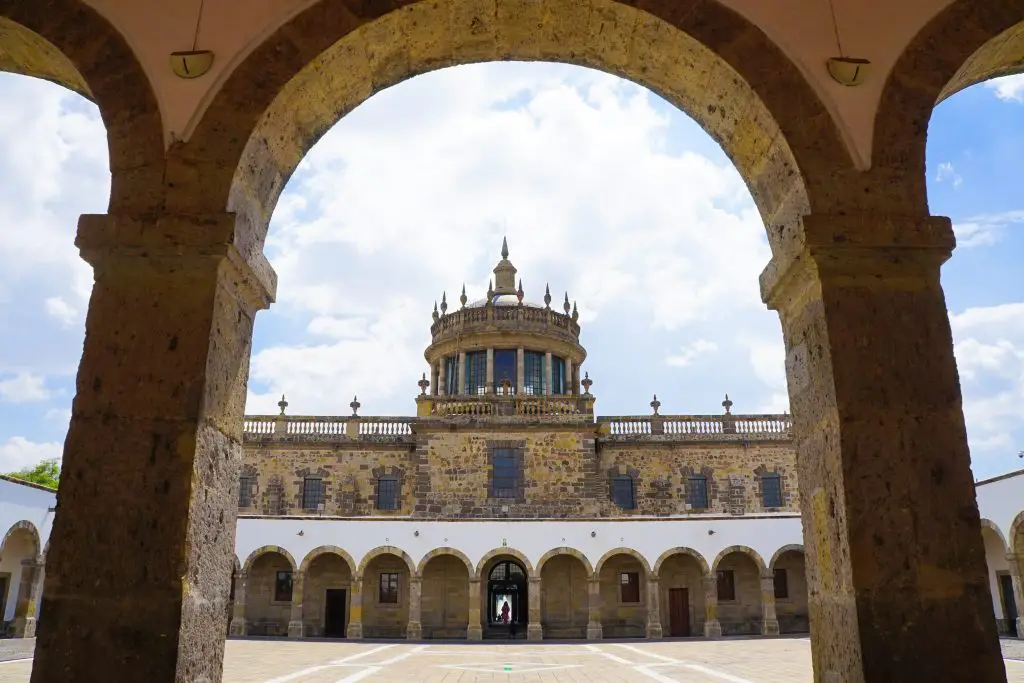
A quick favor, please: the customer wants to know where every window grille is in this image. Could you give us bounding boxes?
[762,473,783,508]
[302,477,324,510]
[466,351,487,395]
[773,568,789,599]
[611,476,636,510]
[716,570,736,601]
[550,357,566,395]
[238,476,254,508]
[620,572,640,603]
[493,349,517,393]
[523,351,545,395]
[491,448,519,499]
[444,356,460,395]
[688,476,709,509]
[376,477,400,511]
[379,572,399,603]
[274,571,293,602]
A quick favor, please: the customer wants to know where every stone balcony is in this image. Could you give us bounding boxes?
[243,414,416,444]
[596,414,792,443]
[429,304,581,346]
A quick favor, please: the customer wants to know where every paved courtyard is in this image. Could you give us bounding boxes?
[1,638,1023,682]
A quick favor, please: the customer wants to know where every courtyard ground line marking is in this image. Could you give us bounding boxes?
[611,644,680,664]
[327,643,396,665]
[374,643,430,666]
[0,659,31,666]
[263,644,396,683]
[584,644,633,664]
[633,664,681,683]
[683,662,757,683]
[333,666,381,683]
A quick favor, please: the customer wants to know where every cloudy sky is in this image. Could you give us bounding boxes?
[0,63,1021,480]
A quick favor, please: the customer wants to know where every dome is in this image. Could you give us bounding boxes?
[466,294,545,309]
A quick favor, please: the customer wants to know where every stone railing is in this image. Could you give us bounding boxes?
[597,414,792,441]
[243,415,415,443]
[429,394,590,419]
[429,305,581,344]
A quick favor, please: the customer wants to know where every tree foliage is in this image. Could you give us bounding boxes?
[7,458,60,489]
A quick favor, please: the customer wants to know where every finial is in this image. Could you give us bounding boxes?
[581,372,593,395]
[650,394,660,416]
[350,395,361,417]
[418,372,430,396]
[722,393,733,414]
[516,278,524,304]
[278,394,288,416]
[440,291,448,314]
[501,236,509,260]
[432,300,439,322]
[563,292,571,315]
[544,284,552,309]
[460,283,467,308]
[487,279,494,303]
[571,301,578,322]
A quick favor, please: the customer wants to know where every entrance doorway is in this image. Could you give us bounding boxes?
[485,559,527,639]
[668,588,690,637]
[324,589,348,638]
[999,574,1018,636]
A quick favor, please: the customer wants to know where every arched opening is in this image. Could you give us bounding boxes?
[657,552,705,638]
[481,556,528,639]
[713,551,762,636]
[361,553,411,638]
[421,554,470,639]
[597,552,646,638]
[0,523,40,636]
[539,554,589,639]
[304,553,354,638]
[770,548,808,634]
[980,525,1014,636]
[243,551,295,636]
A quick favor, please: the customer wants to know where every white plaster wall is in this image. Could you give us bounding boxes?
[235,514,805,575]
[976,470,1024,549]
[0,479,55,552]
[982,526,1011,619]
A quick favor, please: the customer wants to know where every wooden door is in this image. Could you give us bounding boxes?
[668,588,689,637]
[1000,574,1018,636]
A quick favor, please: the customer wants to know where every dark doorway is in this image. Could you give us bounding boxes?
[999,574,1018,636]
[668,587,690,637]
[324,589,348,638]
[485,559,527,639]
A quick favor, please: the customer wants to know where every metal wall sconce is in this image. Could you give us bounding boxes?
[170,50,214,79]
[826,57,870,87]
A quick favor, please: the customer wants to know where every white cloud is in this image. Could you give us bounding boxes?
[985,74,1024,103]
[0,373,50,403]
[666,340,718,367]
[952,210,1024,248]
[0,437,61,473]
[44,296,79,327]
[935,161,963,188]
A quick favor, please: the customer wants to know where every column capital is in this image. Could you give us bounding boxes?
[76,213,277,312]
[760,213,954,314]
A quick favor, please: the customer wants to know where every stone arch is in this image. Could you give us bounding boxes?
[241,545,297,574]
[0,1,165,213]
[357,546,417,577]
[535,547,594,578]
[1009,511,1024,555]
[978,520,1009,554]
[186,0,853,263]
[0,521,41,559]
[475,547,534,579]
[299,545,358,576]
[768,544,805,571]
[416,547,474,576]
[594,547,652,577]
[653,547,710,577]
[711,545,767,575]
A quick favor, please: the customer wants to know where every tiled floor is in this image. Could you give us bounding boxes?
[2,637,1023,682]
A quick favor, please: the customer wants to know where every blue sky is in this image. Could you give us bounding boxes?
[0,63,1021,480]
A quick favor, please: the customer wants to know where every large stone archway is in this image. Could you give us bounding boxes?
[420,552,472,639]
[539,552,590,639]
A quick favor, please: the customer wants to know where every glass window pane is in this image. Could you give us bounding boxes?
[466,351,487,394]
[493,349,517,393]
[302,477,323,510]
[492,448,518,498]
[376,477,399,510]
[762,474,783,508]
[688,476,708,509]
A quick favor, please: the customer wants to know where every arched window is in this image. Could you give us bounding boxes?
[487,560,527,626]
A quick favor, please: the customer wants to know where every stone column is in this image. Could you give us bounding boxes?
[566,360,574,395]
[287,571,305,638]
[759,573,780,636]
[467,578,483,640]
[407,576,423,639]
[544,352,553,396]
[1009,555,1024,640]
[485,348,494,394]
[527,576,543,640]
[458,351,467,395]
[516,347,525,394]
[645,576,662,638]
[13,559,42,638]
[30,214,275,683]
[347,575,364,638]
[437,359,445,396]
[228,572,248,636]
[702,574,721,638]
[586,577,603,640]
[761,213,1004,681]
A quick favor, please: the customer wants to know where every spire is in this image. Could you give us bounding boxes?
[460,283,468,308]
[563,292,571,315]
[278,394,288,416]
[544,283,552,309]
[487,279,494,303]
[440,291,448,314]
[516,278,524,305]
[492,238,517,294]
[501,236,509,260]
[571,300,579,322]
[432,300,439,322]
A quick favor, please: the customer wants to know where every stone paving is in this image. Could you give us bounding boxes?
[0,638,1022,682]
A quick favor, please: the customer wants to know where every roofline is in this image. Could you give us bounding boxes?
[0,474,57,494]
[975,466,1024,487]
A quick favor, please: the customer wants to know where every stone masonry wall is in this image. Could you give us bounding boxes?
[421,555,470,638]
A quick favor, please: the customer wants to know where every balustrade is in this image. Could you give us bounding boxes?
[430,305,580,339]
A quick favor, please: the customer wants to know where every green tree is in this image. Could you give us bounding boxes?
[7,458,60,489]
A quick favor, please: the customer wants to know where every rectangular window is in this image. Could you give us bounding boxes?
[493,349,517,393]
[620,572,640,603]
[611,476,635,510]
[773,568,789,600]
[716,570,736,601]
[267,481,284,515]
[379,572,399,604]
[238,476,254,508]
[523,351,545,395]
[376,477,400,511]
[302,477,324,510]
[275,570,293,602]
[444,355,460,395]
[762,473,783,508]
[491,448,519,499]
[550,357,565,395]
[466,351,487,395]
[688,476,709,509]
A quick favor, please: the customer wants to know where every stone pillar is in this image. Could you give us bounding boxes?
[347,575,364,638]
[527,576,543,640]
[13,559,42,638]
[228,572,248,636]
[467,578,483,640]
[586,577,603,640]
[516,347,525,394]
[407,576,423,640]
[544,352,553,396]
[31,214,275,683]
[1009,555,1024,640]
[458,351,467,395]
[486,348,495,394]
[566,360,574,395]
[287,571,305,638]
[645,576,662,638]
[702,574,721,638]
[759,573,780,636]
[761,213,1004,681]
[437,359,445,396]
